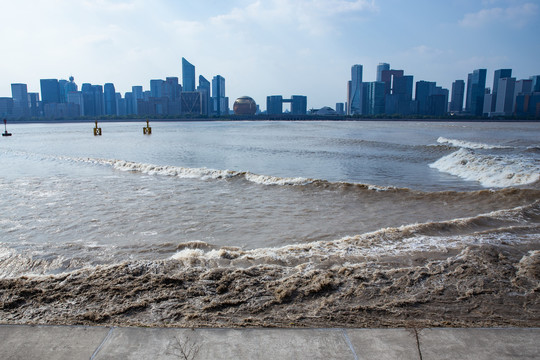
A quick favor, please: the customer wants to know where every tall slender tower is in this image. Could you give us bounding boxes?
[450,80,465,113]
[182,58,196,92]
[491,69,512,112]
[348,64,363,115]
[212,75,227,115]
[465,69,487,116]
[104,83,117,115]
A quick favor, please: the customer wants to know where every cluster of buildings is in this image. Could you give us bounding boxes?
[343,63,540,117]
[2,58,539,119]
[1,58,231,119]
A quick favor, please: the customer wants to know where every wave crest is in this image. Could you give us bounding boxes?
[437,137,512,150]
[430,148,540,187]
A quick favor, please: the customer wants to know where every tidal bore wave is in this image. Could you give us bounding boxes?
[1,201,539,328]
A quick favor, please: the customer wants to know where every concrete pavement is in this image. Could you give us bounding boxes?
[0,325,538,359]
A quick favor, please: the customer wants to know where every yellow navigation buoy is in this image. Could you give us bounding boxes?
[93,121,102,136]
[143,119,152,135]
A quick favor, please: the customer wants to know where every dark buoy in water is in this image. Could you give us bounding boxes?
[143,119,152,135]
[93,120,102,136]
[2,119,12,137]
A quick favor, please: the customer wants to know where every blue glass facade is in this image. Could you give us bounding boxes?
[104,83,117,116]
[40,79,60,105]
[182,58,196,92]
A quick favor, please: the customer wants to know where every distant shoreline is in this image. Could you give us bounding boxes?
[5,117,540,124]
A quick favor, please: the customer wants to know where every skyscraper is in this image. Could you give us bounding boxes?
[198,75,211,116]
[11,83,28,117]
[132,86,143,114]
[530,75,540,92]
[81,83,95,116]
[150,79,164,98]
[366,82,385,115]
[40,79,60,105]
[267,96,283,115]
[104,83,117,116]
[415,81,436,115]
[465,69,487,116]
[348,64,363,115]
[380,69,404,95]
[376,63,390,82]
[65,76,78,97]
[495,77,516,115]
[450,80,465,113]
[182,57,196,92]
[492,69,512,111]
[92,85,104,116]
[212,75,227,116]
[291,96,307,115]
[164,77,181,102]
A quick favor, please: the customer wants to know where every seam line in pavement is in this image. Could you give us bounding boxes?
[414,328,423,360]
[341,329,359,360]
[90,327,114,360]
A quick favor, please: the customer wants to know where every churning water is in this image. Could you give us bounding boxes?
[1,120,539,327]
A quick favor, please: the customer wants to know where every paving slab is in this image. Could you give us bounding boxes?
[0,325,110,360]
[418,328,540,360]
[93,327,356,360]
[346,328,421,360]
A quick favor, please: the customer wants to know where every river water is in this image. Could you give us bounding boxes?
[1,120,539,328]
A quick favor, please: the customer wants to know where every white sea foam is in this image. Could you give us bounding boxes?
[430,148,540,187]
[76,157,314,186]
[436,137,512,150]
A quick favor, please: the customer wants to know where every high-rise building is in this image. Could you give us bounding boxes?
[335,103,345,115]
[198,75,211,116]
[380,69,404,95]
[150,79,164,98]
[495,77,516,115]
[92,85,104,116]
[67,92,84,116]
[450,80,465,113]
[132,86,143,114]
[513,79,533,113]
[65,76,78,99]
[0,98,14,117]
[28,93,40,117]
[182,57,196,92]
[348,64,363,115]
[125,92,134,115]
[40,79,60,105]
[366,82,385,115]
[530,75,540,92]
[491,69,512,112]
[164,77,181,102]
[81,83,95,116]
[465,69,487,116]
[181,92,202,114]
[104,83,117,116]
[267,96,283,115]
[115,93,126,116]
[212,75,228,116]
[291,95,307,115]
[11,83,28,117]
[58,79,68,103]
[415,81,436,115]
[376,63,390,82]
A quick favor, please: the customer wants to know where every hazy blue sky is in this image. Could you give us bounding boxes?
[1,0,539,110]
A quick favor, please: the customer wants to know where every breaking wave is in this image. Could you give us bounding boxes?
[430,148,540,187]
[436,137,513,150]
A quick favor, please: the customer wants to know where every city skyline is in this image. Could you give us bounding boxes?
[0,0,539,109]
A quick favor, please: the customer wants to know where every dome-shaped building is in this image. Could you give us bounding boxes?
[233,96,257,115]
